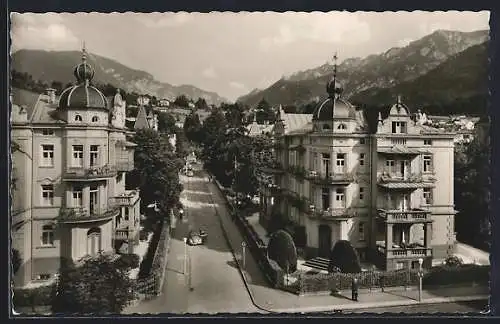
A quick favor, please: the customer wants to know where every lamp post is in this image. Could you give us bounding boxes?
[183,238,188,275]
[241,241,247,269]
[418,258,423,302]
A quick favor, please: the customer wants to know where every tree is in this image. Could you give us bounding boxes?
[256,98,277,123]
[157,112,177,134]
[454,123,490,250]
[174,95,190,108]
[267,230,298,273]
[128,129,183,218]
[328,240,362,273]
[195,97,208,110]
[183,112,202,143]
[52,254,137,314]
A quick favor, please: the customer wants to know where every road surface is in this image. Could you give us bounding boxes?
[125,164,259,314]
[344,300,489,314]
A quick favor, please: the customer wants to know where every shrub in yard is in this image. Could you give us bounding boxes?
[444,255,464,267]
[328,240,362,273]
[13,284,55,308]
[267,229,298,273]
[115,253,140,270]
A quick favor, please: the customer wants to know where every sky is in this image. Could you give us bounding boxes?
[11,11,490,102]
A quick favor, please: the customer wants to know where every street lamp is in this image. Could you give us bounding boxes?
[241,241,247,269]
[183,238,188,275]
[418,258,423,302]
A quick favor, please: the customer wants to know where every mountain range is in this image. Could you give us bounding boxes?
[237,29,489,111]
[10,49,229,106]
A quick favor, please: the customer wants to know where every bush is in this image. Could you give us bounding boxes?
[328,240,362,273]
[12,248,21,274]
[267,230,298,274]
[444,255,464,267]
[13,284,55,308]
[138,222,163,278]
[115,253,140,270]
[423,264,489,287]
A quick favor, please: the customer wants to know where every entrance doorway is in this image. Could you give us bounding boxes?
[318,224,332,257]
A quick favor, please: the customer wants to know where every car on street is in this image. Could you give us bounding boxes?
[187,229,207,246]
[186,170,194,177]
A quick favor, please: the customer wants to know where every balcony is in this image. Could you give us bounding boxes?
[288,165,307,178]
[377,208,432,223]
[377,244,433,259]
[58,206,119,224]
[113,229,129,240]
[306,205,355,220]
[378,172,435,190]
[260,161,285,174]
[305,170,354,185]
[63,164,117,181]
[109,190,140,207]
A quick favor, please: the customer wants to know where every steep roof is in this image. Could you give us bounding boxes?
[282,113,313,135]
[134,106,151,129]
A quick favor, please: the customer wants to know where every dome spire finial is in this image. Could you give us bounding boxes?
[333,51,338,81]
[326,51,342,98]
[73,41,94,84]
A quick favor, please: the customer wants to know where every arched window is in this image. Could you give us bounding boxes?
[91,116,99,122]
[87,227,102,256]
[337,123,347,130]
[322,124,331,130]
[75,114,83,122]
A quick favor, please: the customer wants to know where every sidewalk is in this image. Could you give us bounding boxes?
[208,177,489,313]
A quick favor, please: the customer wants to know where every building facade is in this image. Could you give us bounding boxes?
[11,47,141,287]
[259,72,456,271]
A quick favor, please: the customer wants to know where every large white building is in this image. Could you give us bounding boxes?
[259,69,457,271]
[11,47,141,287]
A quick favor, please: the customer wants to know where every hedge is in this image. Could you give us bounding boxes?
[267,230,298,273]
[423,264,489,287]
[13,284,55,308]
[296,269,420,294]
[328,240,362,274]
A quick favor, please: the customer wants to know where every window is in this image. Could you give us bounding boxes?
[41,185,54,206]
[72,145,84,167]
[424,139,432,146]
[392,121,407,134]
[74,114,83,122]
[41,145,54,167]
[72,186,83,207]
[423,188,433,205]
[322,153,330,175]
[423,155,433,172]
[41,225,54,246]
[90,184,99,214]
[386,160,395,173]
[336,153,345,173]
[321,187,330,211]
[42,129,54,136]
[91,116,99,122]
[124,207,130,221]
[335,188,345,207]
[359,187,365,200]
[90,145,99,167]
[360,138,366,145]
[358,222,365,241]
[359,153,365,166]
[337,123,347,130]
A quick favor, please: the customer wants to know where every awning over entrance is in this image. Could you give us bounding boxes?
[378,146,430,155]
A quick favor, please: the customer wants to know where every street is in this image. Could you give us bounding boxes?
[124,164,260,314]
[344,300,488,314]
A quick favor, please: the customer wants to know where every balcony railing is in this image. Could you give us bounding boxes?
[379,172,423,183]
[109,190,140,207]
[377,208,432,223]
[306,205,355,220]
[58,206,119,224]
[63,164,117,181]
[288,165,307,178]
[305,170,354,185]
[260,161,285,174]
[376,244,433,259]
[113,229,129,240]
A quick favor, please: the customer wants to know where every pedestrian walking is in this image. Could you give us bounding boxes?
[351,277,359,301]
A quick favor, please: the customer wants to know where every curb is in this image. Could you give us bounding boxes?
[270,294,489,313]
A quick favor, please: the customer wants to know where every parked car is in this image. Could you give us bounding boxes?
[187,229,207,246]
[186,170,194,177]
